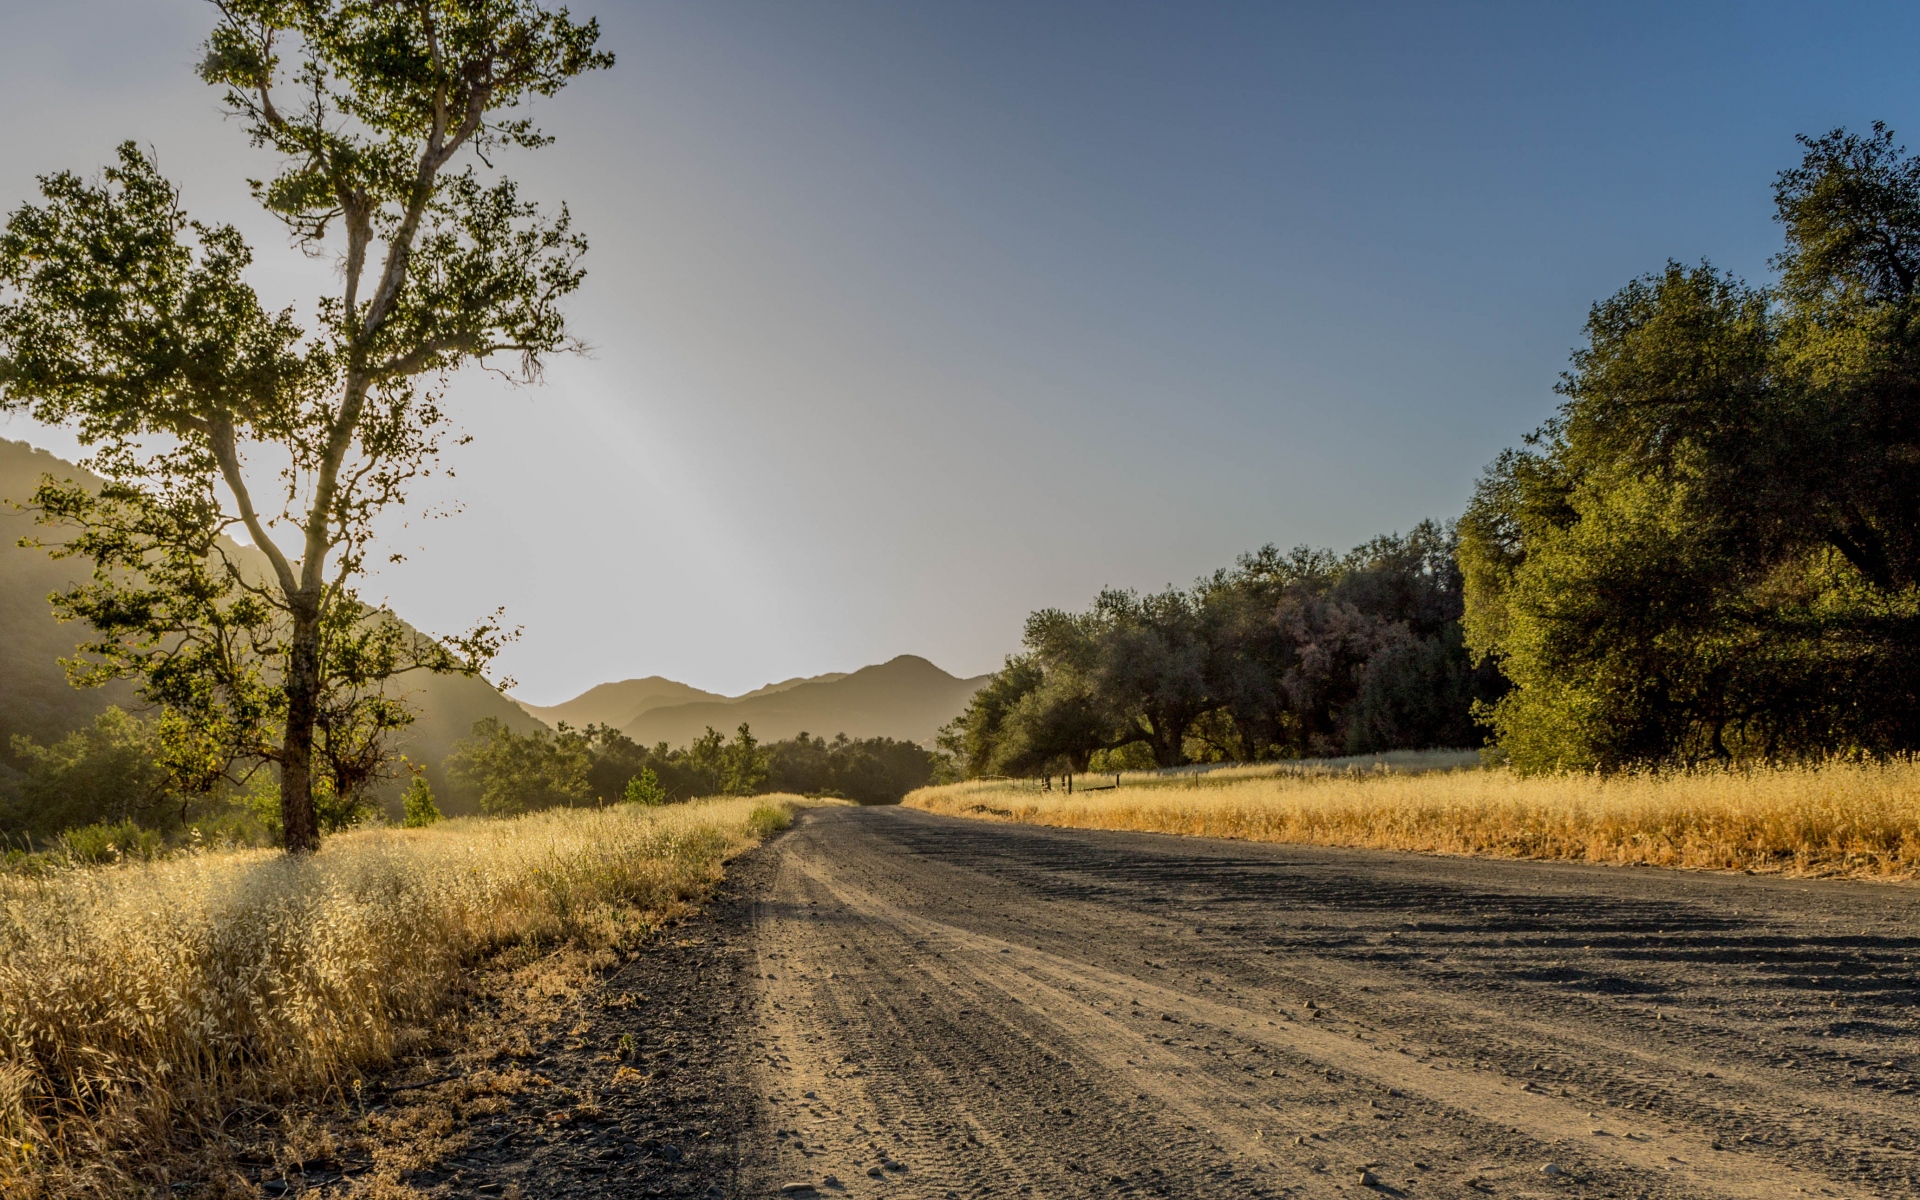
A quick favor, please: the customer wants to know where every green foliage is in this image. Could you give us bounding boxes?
[745,801,794,839]
[0,2,609,851]
[2,708,179,837]
[945,522,1499,779]
[1460,124,1920,771]
[722,723,768,796]
[402,775,442,827]
[445,717,591,815]
[54,820,168,866]
[314,775,384,832]
[766,732,941,804]
[621,768,666,807]
[446,718,938,811]
[0,706,285,851]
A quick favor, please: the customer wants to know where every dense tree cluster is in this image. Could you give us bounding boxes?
[944,522,1502,777]
[443,720,942,812]
[1461,125,1920,771]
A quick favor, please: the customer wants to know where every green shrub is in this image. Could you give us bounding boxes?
[745,801,793,839]
[402,776,442,827]
[2,708,176,836]
[622,767,667,806]
[56,820,167,865]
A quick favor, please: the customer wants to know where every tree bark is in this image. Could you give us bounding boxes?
[280,608,323,854]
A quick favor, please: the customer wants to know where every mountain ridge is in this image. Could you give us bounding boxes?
[613,655,988,749]
[510,669,856,730]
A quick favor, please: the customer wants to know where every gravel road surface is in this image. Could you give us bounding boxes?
[731,805,1920,1200]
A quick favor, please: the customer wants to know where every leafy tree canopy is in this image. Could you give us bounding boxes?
[0,1,611,850]
[1460,124,1920,771]
[943,522,1497,779]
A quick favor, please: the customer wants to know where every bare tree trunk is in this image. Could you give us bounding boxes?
[280,610,323,854]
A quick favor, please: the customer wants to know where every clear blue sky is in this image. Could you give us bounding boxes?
[2,2,1917,700]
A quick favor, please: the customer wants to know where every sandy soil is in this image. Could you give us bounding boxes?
[729,805,1920,1200]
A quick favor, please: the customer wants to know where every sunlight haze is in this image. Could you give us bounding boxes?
[3,0,1915,701]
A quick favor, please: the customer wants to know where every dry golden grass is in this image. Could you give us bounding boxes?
[906,756,1920,881]
[0,795,799,1197]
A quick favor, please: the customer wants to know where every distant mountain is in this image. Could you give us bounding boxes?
[0,438,540,794]
[732,671,849,701]
[514,677,726,730]
[618,655,988,749]
[511,669,861,732]
[0,439,140,759]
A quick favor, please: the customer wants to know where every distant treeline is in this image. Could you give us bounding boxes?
[945,522,1505,777]
[444,720,942,812]
[0,712,938,850]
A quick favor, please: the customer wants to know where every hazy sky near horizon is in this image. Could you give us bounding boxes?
[3,1,1918,702]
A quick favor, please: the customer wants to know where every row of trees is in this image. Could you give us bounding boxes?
[944,522,1504,777]
[1,711,942,846]
[444,720,944,812]
[1460,125,1920,771]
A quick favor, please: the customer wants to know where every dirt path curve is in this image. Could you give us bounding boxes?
[735,805,1920,1200]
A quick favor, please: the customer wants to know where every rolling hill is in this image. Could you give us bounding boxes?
[514,677,726,730]
[0,437,541,786]
[613,655,988,749]
[512,671,855,730]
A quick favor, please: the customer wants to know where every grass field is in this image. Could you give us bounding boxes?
[905,753,1920,881]
[0,796,797,1198]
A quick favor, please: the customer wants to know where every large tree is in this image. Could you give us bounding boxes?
[0,1,611,850]
[1460,125,1920,771]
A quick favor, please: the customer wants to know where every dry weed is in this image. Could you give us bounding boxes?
[906,759,1920,880]
[0,795,798,1197]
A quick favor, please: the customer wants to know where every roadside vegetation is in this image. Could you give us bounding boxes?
[0,795,796,1198]
[446,719,944,810]
[907,754,1920,880]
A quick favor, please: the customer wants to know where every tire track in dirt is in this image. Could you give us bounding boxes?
[736,806,1920,1199]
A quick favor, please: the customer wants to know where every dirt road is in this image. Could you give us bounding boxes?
[732,805,1920,1199]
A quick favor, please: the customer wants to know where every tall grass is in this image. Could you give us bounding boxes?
[0,795,795,1195]
[906,758,1920,880]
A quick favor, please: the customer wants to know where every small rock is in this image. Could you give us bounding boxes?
[1358,1168,1381,1188]
[867,1166,884,1178]
[1541,1162,1566,1177]
[780,1185,817,1196]
[822,1175,842,1188]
